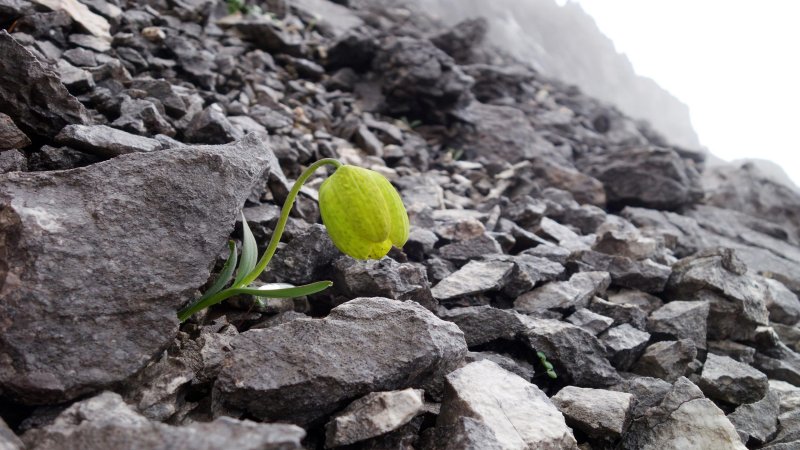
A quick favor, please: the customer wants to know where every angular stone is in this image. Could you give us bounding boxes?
[0,417,23,450]
[566,308,614,335]
[0,113,30,150]
[514,271,611,313]
[332,256,436,311]
[430,17,488,64]
[465,352,535,381]
[753,342,800,386]
[552,386,633,440]
[728,389,780,444]
[213,298,467,425]
[647,300,709,349]
[764,409,800,449]
[0,149,26,173]
[607,289,664,314]
[325,388,424,448]
[589,297,648,329]
[522,318,620,387]
[431,259,513,301]
[184,104,244,144]
[707,340,756,364]
[600,324,651,371]
[21,392,304,450]
[570,250,671,293]
[577,146,702,210]
[373,37,473,120]
[437,360,578,449]
[437,306,527,347]
[667,248,769,340]
[769,380,800,414]
[633,340,697,382]
[420,416,506,450]
[0,31,90,139]
[621,377,746,450]
[438,233,502,262]
[610,376,672,418]
[0,134,271,404]
[698,353,768,405]
[55,124,162,158]
[764,278,800,325]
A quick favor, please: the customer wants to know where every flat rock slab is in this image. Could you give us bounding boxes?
[431,259,513,301]
[0,31,90,139]
[436,360,578,449]
[213,297,467,425]
[22,392,304,450]
[55,124,163,157]
[698,353,769,405]
[0,134,271,404]
[552,386,633,440]
[325,388,425,448]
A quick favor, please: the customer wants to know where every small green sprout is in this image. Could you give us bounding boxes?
[177,159,409,322]
[537,351,558,379]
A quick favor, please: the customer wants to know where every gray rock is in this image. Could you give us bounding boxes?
[728,389,780,444]
[0,134,271,404]
[569,250,671,293]
[647,300,709,349]
[753,342,800,386]
[213,298,467,424]
[698,353,769,405]
[56,59,95,94]
[764,278,800,325]
[514,271,611,313]
[0,417,23,450]
[404,227,438,260]
[633,340,697,382]
[589,297,648,329]
[522,318,620,387]
[0,112,30,150]
[577,146,702,210]
[552,386,633,440]
[438,233,502,262]
[111,97,175,137]
[667,248,769,341]
[769,379,800,414]
[121,349,194,422]
[529,158,606,206]
[0,149,26,173]
[262,224,339,285]
[773,323,800,352]
[610,376,672,418]
[600,324,651,371]
[0,31,90,139]
[566,308,614,335]
[437,306,527,347]
[185,104,244,144]
[763,409,800,449]
[332,257,436,311]
[707,341,756,364]
[430,17,488,64]
[453,102,563,164]
[325,388,424,448]
[488,254,565,298]
[607,289,664,314]
[464,352,535,381]
[437,360,578,449]
[55,124,162,158]
[431,259,514,302]
[420,416,505,450]
[373,37,473,120]
[621,377,746,449]
[21,392,304,450]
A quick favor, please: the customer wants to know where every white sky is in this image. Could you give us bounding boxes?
[570,0,800,186]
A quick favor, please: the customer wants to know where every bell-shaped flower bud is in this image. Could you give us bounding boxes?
[318,165,409,260]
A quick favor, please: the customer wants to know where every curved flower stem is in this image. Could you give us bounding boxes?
[237,158,342,287]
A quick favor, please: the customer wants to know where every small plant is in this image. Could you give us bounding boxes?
[226,0,262,16]
[177,159,409,322]
[537,351,558,379]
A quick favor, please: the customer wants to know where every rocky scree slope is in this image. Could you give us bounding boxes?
[0,0,799,449]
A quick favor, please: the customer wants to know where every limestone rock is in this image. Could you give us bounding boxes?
[552,386,633,440]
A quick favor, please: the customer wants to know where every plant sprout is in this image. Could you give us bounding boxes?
[177,159,409,322]
[537,351,558,379]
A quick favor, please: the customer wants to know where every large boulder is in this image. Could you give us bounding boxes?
[213,298,467,425]
[0,134,272,404]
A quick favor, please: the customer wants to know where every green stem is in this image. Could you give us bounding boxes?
[238,158,342,287]
[177,158,342,322]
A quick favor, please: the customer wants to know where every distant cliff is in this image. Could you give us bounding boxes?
[370,0,702,150]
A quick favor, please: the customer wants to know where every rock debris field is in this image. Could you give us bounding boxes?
[1,0,800,449]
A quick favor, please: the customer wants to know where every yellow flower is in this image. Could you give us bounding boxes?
[319,165,409,259]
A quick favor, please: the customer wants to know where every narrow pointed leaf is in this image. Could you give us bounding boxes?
[233,212,258,286]
[204,239,238,298]
[231,280,333,298]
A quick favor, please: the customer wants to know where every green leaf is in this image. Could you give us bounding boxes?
[231,280,333,298]
[202,240,238,298]
[233,212,257,287]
